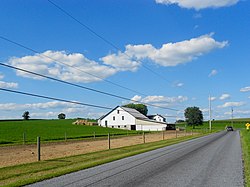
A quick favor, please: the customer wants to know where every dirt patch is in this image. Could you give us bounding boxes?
[0,131,191,168]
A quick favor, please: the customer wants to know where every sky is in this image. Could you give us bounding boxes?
[0,0,250,122]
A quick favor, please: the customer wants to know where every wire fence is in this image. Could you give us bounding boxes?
[0,129,209,168]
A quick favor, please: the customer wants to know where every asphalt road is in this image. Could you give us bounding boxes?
[28,131,244,187]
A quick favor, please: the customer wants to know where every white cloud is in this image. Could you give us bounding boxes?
[131,95,142,102]
[155,0,239,10]
[224,110,250,115]
[218,101,245,108]
[209,96,217,101]
[0,101,104,119]
[208,69,218,77]
[0,101,75,111]
[9,35,227,83]
[123,34,228,67]
[0,73,19,88]
[9,51,119,83]
[101,51,140,72]
[131,95,188,106]
[219,93,230,100]
[0,73,4,80]
[173,81,184,87]
[240,86,250,92]
[0,81,18,89]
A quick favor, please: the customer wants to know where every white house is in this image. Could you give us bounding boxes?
[147,114,166,123]
[98,106,167,131]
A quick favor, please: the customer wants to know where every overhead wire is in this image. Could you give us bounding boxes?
[0,88,112,110]
[0,87,174,117]
[0,62,180,111]
[47,0,176,85]
[0,35,147,97]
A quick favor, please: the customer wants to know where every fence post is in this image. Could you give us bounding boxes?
[37,137,41,161]
[108,133,110,150]
[143,132,145,143]
[176,130,178,138]
[93,132,96,139]
[191,130,193,135]
[23,132,26,145]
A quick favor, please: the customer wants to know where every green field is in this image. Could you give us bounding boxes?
[176,118,249,131]
[0,119,137,145]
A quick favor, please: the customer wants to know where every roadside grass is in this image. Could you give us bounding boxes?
[0,134,204,187]
[241,130,250,187]
[0,119,138,145]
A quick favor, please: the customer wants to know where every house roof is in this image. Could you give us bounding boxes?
[98,106,148,120]
[120,106,148,119]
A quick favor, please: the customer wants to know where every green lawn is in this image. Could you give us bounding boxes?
[0,119,137,145]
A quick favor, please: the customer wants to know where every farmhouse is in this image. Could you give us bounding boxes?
[98,106,167,131]
[147,114,166,122]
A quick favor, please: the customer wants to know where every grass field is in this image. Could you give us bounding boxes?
[176,118,249,131]
[241,130,250,187]
[0,119,137,145]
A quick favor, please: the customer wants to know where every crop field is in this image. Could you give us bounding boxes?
[0,119,137,145]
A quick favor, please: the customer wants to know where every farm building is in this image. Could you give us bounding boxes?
[147,114,166,122]
[98,106,168,131]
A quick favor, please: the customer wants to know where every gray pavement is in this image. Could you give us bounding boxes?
[27,131,244,187]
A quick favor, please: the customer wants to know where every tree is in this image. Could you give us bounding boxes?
[58,113,66,119]
[122,103,148,116]
[184,106,203,128]
[22,111,30,120]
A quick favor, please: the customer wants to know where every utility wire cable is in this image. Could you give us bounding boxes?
[0,88,176,117]
[0,62,180,111]
[47,0,174,84]
[0,35,147,97]
[47,0,210,98]
[0,88,112,110]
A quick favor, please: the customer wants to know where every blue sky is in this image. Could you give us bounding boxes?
[0,0,249,121]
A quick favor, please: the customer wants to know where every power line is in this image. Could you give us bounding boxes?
[48,0,214,100]
[0,88,177,117]
[0,62,180,111]
[47,0,175,84]
[0,35,147,97]
[0,88,112,110]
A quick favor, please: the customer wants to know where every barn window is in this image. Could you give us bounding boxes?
[118,125,120,128]
[122,116,124,120]
[112,126,114,128]
[113,116,115,121]
[117,110,119,114]
[124,125,127,128]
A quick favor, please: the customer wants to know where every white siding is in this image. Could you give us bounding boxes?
[99,107,136,130]
[136,119,167,131]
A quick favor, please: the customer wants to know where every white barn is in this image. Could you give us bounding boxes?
[98,106,167,131]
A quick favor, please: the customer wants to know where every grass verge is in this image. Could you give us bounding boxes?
[0,134,205,187]
[241,130,250,187]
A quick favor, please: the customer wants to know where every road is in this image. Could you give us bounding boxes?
[28,131,244,187]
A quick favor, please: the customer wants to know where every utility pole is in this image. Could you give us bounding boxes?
[209,95,212,132]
